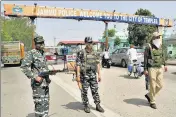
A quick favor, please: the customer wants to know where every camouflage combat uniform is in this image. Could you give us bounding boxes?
[76,49,101,106]
[21,49,50,117]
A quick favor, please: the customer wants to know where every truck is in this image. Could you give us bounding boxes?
[1,41,25,66]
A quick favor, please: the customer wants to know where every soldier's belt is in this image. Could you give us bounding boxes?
[81,69,96,73]
[86,69,96,72]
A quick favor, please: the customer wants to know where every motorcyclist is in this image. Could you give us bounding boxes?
[102,48,110,64]
[126,44,138,72]
[127,44,138,64]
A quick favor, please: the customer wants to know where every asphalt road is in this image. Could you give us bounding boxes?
[1,64,176,117]
[1,66,96,117]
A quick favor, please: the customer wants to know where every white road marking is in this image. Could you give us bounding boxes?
[50,75,123,117]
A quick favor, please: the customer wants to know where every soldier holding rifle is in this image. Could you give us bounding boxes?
[21,36,59,117]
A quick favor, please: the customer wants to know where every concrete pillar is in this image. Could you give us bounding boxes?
[158,26,164,44]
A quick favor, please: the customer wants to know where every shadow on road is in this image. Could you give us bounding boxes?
[26,113,57,117]
[172,72,176,75]
[111,64,123,67]
[62,102,84,112]
[26,113,35,117]
[62,101,95,112]
[123,98,149,107]
[119,75,136,79]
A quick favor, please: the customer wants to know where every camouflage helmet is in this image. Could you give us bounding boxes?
[84,37,93,43]
[34,36,44,43]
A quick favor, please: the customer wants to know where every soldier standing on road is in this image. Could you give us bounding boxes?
[21,36,53,117]
[75,37,104,113]
[144,32,167,109]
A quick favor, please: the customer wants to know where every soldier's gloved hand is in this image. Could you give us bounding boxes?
[98,75,101,82]
[35,76,43,82]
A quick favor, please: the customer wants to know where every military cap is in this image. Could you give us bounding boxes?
[34,36,44,43]
[85,37,93,43]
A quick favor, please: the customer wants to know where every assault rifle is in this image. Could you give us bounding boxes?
[33,69,62,86]
[38,69,62,78]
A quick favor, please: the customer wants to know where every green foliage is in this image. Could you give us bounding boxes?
[162,43,169,61]
[103,29,116,38]
[100,28,117,50]
[127,8,157,46]
[1,16,36,51]
[114,36,121,46]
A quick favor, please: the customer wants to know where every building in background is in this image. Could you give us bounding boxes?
[164,32,176,59]
[99,29,129,53]
[164,19,176,59]
[57,41,102,55]
[115,30,129,48]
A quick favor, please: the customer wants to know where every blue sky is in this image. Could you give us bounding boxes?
[1,1,176,46]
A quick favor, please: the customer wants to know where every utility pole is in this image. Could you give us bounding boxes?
[30,3,37,49]
[104,21,109,50]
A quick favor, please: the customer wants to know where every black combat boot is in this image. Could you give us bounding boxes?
[96,104,104,113]
[150,103,157,109]
[84,105,90,113]
[145,94,151,103]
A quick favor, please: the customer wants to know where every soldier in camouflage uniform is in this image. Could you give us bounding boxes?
[144,32,167,109]
[21,36,53,117]
[76,37,104,113]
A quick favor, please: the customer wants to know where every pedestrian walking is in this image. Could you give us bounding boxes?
[144,32,167,109]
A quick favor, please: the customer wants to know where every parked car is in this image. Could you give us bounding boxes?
[45,52,57,65]
[110,47,144,68]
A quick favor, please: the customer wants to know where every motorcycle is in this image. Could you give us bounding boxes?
[128,60,144,78]
[102,56,111,68]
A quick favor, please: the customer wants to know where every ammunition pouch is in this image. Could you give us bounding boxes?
[86,68,96,73]
[86,64,97,71]
[81,65,97,73]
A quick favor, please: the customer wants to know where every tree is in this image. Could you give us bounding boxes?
[114,36,121,46]
[99,28,117,51]
[127,8,157,46]
[103,29,116,38]
[1,16,36,51]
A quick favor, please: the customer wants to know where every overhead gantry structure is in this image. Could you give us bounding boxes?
[3,3,173,49]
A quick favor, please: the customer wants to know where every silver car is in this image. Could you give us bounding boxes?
[110,47,144,68]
